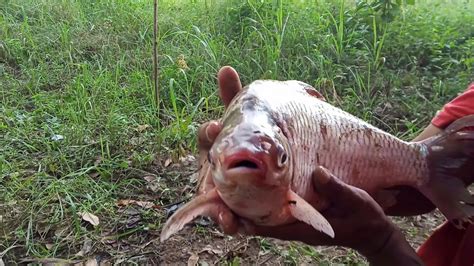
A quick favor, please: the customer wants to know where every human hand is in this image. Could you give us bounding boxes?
[231,168,422,265]
[239,166,401,256]
[195,66,242,195]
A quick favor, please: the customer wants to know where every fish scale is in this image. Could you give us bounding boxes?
[256,83,427,195]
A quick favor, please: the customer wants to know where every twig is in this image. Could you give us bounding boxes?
[153,0,159,112]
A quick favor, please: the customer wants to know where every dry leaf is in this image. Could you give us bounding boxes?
[200,245,223,255]
[116,199,156,209]
[143,175,156,182]
[187,253,199,266]
[137,124,151,132]
[89,172,100,178]
[45,243,54,250]
[179,155,196,166]
[143,175,160,193]
[164,158,172,167]
[79,212,100,226]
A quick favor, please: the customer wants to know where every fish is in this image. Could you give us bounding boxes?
[160,79,474,242]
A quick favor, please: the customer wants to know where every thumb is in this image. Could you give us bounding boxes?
[217,66,242,108]
[312,166,368,209]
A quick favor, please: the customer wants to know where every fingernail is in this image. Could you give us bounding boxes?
[205,127,211,142]
[205,122,216,142]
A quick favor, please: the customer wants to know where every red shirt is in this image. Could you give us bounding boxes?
[417,82,474,266]
[431,82,474,129]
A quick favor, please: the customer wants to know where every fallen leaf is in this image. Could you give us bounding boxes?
[79,212,100,226]
[89,171,100,178]
[179,155,196,166]
[143,175,161,192]
[143,175,156,182]
[187,253,199,266]
[164,158,172,167]
[200,245,223,255]
[136,124,151,132]
[116,199,156,209]
[45,243,54,250]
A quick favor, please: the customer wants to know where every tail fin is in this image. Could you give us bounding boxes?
[418,114,474,229]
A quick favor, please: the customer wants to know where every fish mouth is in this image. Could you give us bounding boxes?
[223,151,266,175]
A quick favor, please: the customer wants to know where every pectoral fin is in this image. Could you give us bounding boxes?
[287,190,335,238]
[160,188,235,242]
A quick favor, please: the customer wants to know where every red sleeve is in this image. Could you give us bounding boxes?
[431,83,474,129]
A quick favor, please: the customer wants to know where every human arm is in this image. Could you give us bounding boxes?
[384,83,474,216]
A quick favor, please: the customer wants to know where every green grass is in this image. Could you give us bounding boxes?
[1,0,473,263]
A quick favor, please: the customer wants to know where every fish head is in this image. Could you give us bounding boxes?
[209,119,291,189]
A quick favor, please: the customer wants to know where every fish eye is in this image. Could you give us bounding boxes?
[279,152,288,166]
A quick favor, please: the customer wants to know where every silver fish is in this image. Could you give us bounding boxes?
[161,80,474,242]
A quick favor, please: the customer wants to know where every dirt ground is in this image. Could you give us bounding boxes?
[4,157,451,265]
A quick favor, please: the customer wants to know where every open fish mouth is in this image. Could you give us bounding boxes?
[229,159,259,169]
[223,151,267,175]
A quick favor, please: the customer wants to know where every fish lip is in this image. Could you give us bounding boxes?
[223,150,267,174]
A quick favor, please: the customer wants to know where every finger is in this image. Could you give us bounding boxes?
[217,66,242,108]
[249,222,332,244]
[312,166,371,209]
[197,120,222,151]
[217,210,240,235]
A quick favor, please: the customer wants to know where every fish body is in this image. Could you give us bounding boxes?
[161,80,474,242]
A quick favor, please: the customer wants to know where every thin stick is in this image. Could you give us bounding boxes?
[153,0,159,111]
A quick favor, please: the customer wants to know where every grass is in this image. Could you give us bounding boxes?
[1,0,473,263]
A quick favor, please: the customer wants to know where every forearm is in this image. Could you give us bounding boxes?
[364,227,424,266]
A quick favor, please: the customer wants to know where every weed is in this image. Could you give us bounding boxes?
[1,0,473,263]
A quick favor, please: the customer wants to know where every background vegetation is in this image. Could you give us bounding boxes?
[1,0,473,263]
